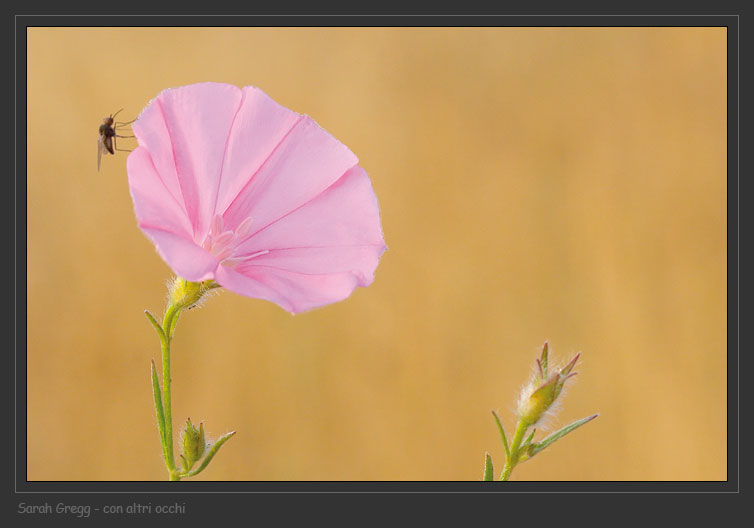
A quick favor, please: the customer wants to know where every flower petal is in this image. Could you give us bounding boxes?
[140,227,218,282]
[131,94,186,215]
[235,246,383,286]
[128,142,216,281]
[233,165,386,284]
[214,86,302,217]
[136,82,244,241]
[221,116,358,234]
[215,264,365,314]
[127,147,194,239]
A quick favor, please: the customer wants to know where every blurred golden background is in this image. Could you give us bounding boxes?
[26,27,727,481]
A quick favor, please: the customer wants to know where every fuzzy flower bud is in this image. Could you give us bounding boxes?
[180,418,206,472]
[516,343,580,426]
[169,277,218,310]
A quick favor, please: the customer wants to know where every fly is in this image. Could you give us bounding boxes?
[98,109,135,171]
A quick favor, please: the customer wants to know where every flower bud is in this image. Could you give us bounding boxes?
[169,277,219,310]
[181,418,206,471]
[516,344,580,426]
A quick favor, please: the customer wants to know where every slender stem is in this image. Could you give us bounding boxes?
[149,279,224,481]
[500,419,531,481]
[160,303,182,481]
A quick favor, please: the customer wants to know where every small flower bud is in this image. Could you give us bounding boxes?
[168,277,219,310]
[517,374,558,425]
[516,344,580,426]
[181,418,206,471]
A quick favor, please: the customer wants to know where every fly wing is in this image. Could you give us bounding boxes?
[97,135,109,171]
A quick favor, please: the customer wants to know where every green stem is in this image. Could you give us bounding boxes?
[500,419,531,481]
[159,303,183,481]
[148,278,222,481]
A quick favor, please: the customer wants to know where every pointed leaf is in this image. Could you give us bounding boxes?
[144,310,166,343]
[491,410,510,460]
[528,414,598,458]
[515,429,537,464]
[560,352,580,377]
[483,452,494,481]
[150,360,168,459]
[540,342,549,378]
[523,428,536,448]
[180,454,190,474]
[185,431,237,478]
[168,310,181,339]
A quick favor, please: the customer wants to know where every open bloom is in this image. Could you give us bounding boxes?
[128,82,386,313]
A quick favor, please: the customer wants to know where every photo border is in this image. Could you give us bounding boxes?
[12,11,739,517]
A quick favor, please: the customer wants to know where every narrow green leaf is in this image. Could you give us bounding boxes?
[185,431,237,478]
[540,341,549,378]
[150,360,168,457]
[523,428,536,448]
[529,414,598,458]
[144,310,166,343]
[168,311,180,340]
[482,452,494,481]
[491,410,510,460]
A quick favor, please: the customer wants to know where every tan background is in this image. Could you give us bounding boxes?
[26,27,727,481]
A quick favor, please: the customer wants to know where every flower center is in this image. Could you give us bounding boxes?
[202,214,267,269]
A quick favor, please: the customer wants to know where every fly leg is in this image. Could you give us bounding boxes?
[113,134,133,153]
[113,121,136,152]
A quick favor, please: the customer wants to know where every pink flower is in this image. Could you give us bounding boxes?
[127,82,386,314]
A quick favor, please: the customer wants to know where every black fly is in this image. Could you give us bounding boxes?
[98,109,135,171]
